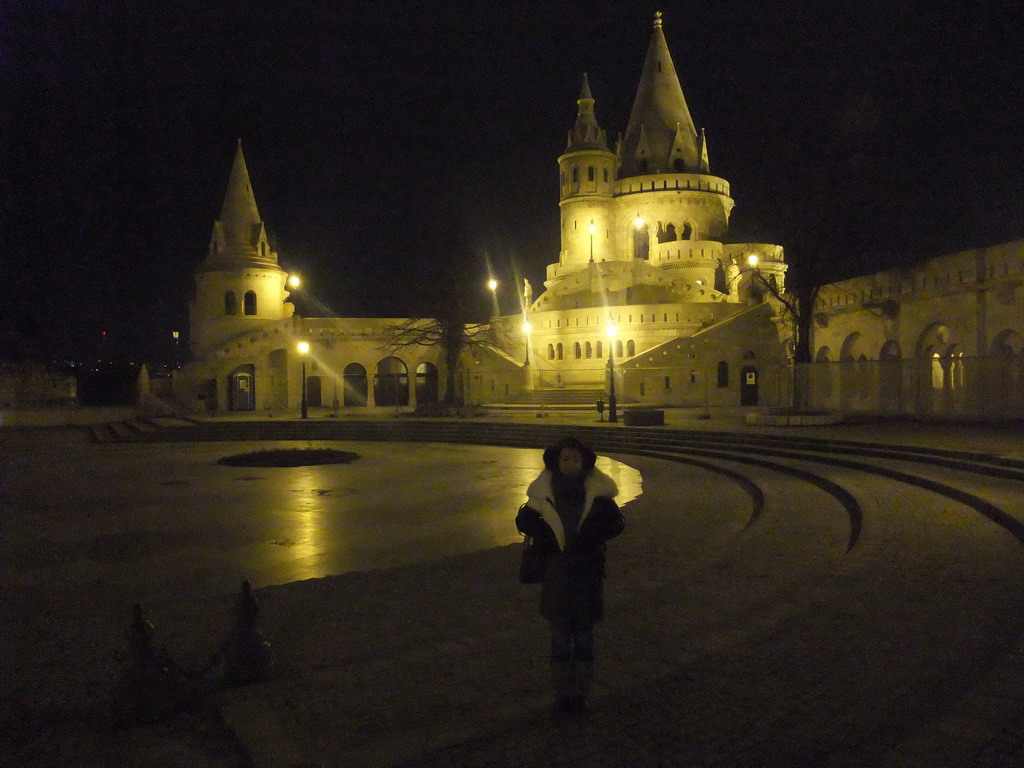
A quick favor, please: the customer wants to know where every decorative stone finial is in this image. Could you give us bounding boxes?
[654,11,663,28]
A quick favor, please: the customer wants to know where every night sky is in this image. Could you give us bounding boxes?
[3,1,1023,365]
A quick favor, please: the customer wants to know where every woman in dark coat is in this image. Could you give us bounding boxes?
[516,436,624,713]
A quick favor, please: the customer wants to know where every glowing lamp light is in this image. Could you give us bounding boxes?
[747,254,760,268]
[297,341,310,355]
[634,216,644,229]
[288,274,301,289]
[522,321,532,334]
[605,323,617,339]
[487,279,498,292]
[588,221,596,234]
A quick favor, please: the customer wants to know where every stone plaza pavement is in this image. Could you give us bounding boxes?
[6,408,1024,767]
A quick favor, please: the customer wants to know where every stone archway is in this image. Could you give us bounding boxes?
[879,340,902,412]
[228,364,256,411]
[343,363,368,407]
[374,357,409,407]
[416,362,439,405]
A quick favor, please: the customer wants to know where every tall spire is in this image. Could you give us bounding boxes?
[566,73,608,151]
[206,141,277,268]
[620,12,700,176]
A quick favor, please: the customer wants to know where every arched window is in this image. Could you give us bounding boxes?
[596,341,603,358]
[673,158,685,172]
[681,222,693,240]
[931,353,943,390]
[224,291,237,315]
[664,223,677,241]
[574,342,582,359]
[615,340,624,358]
[243,291,257,315]
[717,361,729,388]
[572,167,579,183]
[626,340,636,357]
[547,344,555,360]
[603,168,608,182]
[639,159,648,174]
[556,343,563,360]
[585,341,592,358]
[587,166,594,181]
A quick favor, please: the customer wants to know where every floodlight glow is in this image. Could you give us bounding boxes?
[605,323,617,339]
[297,341,310,354]
[634,216,644,229]
[522,321,532,334]
[288,274,301,289]
[747,254,759,267]
[487,279,498,291]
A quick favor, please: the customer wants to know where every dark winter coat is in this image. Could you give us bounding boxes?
[516,453,624,625]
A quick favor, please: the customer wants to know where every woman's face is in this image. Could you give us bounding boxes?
[558,446,584,478]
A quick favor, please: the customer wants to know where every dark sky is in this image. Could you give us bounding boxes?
[3,0,1023,363]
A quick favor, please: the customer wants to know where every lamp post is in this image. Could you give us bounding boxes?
[606,321,618,423]
[171,330,180,369]
[522,320,531,365]
[589,220,596,263]
[487,278,499,316]
[297,341,309,419]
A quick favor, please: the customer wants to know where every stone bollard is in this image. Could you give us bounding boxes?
[110,603,188,725]
[215,580,271,686]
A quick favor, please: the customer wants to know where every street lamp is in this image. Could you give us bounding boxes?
[487,278,499,316]
[605,321,618,423]
[288,274,301,289]
[297,341,309,419]
[589,220,596,262]
[522,320,532,365]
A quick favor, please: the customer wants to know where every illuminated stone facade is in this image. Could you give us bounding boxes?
[175,14,792,414]
[524,12,788,403]
[805,239,1024,417]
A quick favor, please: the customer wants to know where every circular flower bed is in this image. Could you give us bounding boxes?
[217,449,360,467]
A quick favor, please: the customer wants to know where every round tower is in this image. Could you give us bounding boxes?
[189,142,293,356]
[612,12,734,292]
[554,75,618,280]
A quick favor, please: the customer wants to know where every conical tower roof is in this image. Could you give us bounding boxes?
[205,141,278,268]
[620,12,700,176]
[566,73,609,151]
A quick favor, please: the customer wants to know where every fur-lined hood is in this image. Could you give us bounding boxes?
[525,468,618,549]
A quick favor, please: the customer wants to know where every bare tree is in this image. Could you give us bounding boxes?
[741,91,885,408]
[380,219,505,408]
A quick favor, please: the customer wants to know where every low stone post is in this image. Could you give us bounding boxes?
[216,580,272,686]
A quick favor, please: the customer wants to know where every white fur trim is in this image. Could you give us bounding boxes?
[526,468,618,549]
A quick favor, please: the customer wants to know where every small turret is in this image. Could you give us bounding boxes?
[556,75,618,272]
[566,74,608,151]
[189,142,293,358]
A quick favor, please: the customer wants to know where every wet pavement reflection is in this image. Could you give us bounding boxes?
[0,438,642,598]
